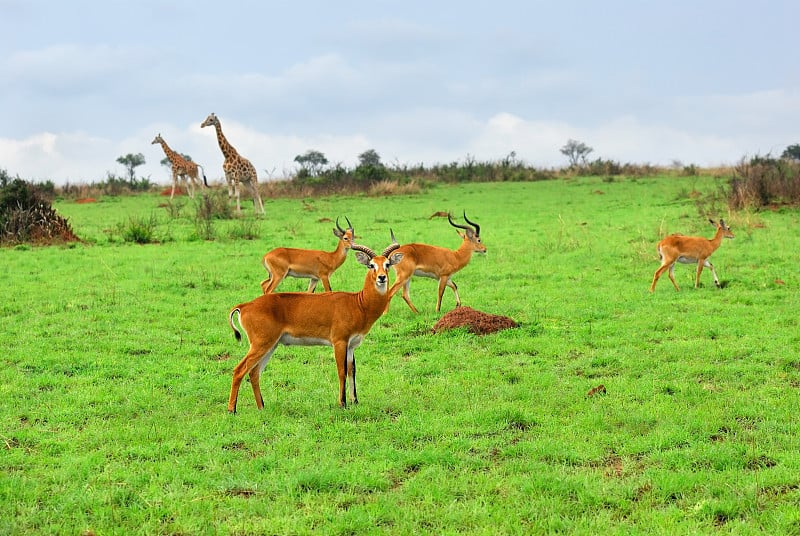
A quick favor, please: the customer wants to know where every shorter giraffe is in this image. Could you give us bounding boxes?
[151,134,208,199]
[200,113,265,215]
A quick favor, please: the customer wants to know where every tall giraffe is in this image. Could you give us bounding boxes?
[151,134,209,199]
[200,113,265,215]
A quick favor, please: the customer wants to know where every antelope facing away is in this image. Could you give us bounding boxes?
[650,219,734,292]
[390,212,486,313]
[260,217,355,294]
[228,243,404,412]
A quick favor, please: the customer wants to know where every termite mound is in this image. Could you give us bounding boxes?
[431,306,518,335]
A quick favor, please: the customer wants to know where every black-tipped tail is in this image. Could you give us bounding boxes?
[198,165,209,187]
[229,307,242,341]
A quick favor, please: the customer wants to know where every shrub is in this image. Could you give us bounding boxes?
[727,155,800,209]
[0,178,79,245]
[228,219,260,240]
[195,189,233,221]
[118,214,158,244]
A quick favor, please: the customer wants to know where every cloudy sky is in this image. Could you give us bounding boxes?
[2,0,798,185]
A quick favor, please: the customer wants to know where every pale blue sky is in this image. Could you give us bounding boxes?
[2,0,798,184]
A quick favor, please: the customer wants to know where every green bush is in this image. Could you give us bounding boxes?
[119,214,158,244]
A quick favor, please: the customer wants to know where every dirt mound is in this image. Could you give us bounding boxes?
[431,306,518,335]
[75,198,97,204]
[160,187,187,196]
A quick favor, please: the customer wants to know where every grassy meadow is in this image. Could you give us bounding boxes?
[2,176,799,534]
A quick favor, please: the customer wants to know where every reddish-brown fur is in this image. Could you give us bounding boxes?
[228,244,403,412]
[260,217,354,294]
[650,219,734,292]
[390,212,486,312]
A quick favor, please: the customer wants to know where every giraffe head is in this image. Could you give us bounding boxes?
[151,133,164,145]
[201,113,219,129]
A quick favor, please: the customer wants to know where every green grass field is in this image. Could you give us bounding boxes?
[2,176,799,534]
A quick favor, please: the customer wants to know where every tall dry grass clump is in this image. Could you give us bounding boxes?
[727,155,800,209]
[0,178,79,245]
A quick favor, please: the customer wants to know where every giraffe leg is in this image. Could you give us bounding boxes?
[186,174,195,199]
[234,181,242,214]
[170,170,178,200]
[255,190,265,215]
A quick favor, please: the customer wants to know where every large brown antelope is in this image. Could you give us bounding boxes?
[650,219,734,292]
[260,217,355,294]
[389,212,486,313]
[228,243,404,412]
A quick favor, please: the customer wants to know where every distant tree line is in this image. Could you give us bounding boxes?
[3,139,800,214]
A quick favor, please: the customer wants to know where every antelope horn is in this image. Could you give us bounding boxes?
[389,228,398,245]
[336,217,345,233]
[382,243,401,257]
[345,216,353,232]
[448,212,470,231]
[463,211,480,236]
[351,244,376,259]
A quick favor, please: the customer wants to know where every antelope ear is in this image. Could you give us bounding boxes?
[388,252,404,266]
[354,251,372,267]
[333,228,344,238]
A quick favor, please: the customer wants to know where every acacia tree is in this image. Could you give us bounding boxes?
[355,149,388,183]
[358,149,382,168]
[116,153,146,183]
[560,139,593,167]
[294,150,329,177]
[781,144,800,162]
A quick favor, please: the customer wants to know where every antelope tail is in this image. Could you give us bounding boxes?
[229,307,242,342]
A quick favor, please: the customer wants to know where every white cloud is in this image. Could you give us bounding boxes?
[2,2,797,184]
[0,131,116,182]
[4,44,154,92]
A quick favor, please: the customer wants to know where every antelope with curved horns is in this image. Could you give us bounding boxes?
[650,218,734,292]
[228,242,404,412]
[260,217,355,294]
[389,211,486,313]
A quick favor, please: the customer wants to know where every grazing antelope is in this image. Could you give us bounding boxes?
[390,212,486,313]
[227,243,404,412]
[650,219,734,292]
[260,217,355,294]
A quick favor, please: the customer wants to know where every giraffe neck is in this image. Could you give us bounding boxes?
[158,139,179,162]
[213,123,239,161]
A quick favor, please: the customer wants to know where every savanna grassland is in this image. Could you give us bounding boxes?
[2,176,799,535]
